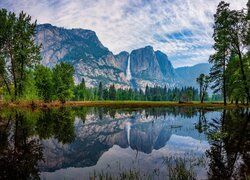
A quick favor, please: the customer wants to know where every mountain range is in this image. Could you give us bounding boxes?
[35,24,210,89]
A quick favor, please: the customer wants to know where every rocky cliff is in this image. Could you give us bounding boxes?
[35,24,129,88]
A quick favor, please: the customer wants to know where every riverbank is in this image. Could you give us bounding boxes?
[0,100,249,109]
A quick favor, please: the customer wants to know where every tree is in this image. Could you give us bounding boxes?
[34,65,53,102]
[226,9,250,104]
[74,78,87,101]
[0,9,41,100]
[98,82,103,100]
[0,54,11,96]
[145,85,150,101]
[109,84,116,100]
[103,89,109,100]
[209,1,231,105]
[52,63,74,103]
[225,55,246,104]
[196,73,210,103]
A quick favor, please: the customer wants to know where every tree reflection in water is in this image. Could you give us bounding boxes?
[0,107,250,179]
[205,109,250,179]
[0,108,76,179]
[36,107,75,143]
[0,110,43,180]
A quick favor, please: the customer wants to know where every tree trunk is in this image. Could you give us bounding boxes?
[19,44,25,96]
[8,45,17,99]
[238,49,250,105]
[223,55,227,106]
[2,75,11,95]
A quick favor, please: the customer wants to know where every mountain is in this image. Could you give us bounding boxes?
[35,24,129,88]
[128,46,180,88]
[176,63,211,88]
[114,51,129,73]
[35,23,210,89]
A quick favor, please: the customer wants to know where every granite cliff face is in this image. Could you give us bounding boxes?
[128,46,179,88]
[35,24,129,88]
[35,24,210,89]
[114,51,129,73]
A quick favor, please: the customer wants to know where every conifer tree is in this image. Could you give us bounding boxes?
[209,1,231,105]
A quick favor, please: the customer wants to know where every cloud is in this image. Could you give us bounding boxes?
[0,0,247,67]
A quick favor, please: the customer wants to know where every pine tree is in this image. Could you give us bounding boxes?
[209,1,231,105]
[109,84,116,100]
[98,82,103,100]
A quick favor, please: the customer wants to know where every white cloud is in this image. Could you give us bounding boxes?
[0,0,247,67]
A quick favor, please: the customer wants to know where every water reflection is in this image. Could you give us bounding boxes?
[205,109,250,180]
[36,108,75,144]
[0,107,249,179]
[0,110,43,179]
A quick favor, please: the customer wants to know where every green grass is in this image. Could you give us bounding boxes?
[1,100,249,109]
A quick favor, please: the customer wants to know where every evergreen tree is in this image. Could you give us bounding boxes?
[103,89,109,100]
[75,78,87,101]
[145,85,150,101]
[109,84,116,100]
[98,82,103,100]
[209,1,231,105]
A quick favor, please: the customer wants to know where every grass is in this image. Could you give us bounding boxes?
[0,100,249,109]
[88,157,203,180]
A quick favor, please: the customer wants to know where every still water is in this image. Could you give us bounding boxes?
[0,107,249,179]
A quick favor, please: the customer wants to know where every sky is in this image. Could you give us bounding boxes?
[0,0,248,67]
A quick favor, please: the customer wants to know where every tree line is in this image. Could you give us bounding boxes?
[73,80,201,101]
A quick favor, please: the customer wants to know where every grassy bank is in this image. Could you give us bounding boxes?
[0,100,249,109]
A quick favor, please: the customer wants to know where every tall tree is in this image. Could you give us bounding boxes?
[109,84,116,100]
[0,9,41,100]
[98,82,103,100]
[209,1,231,105]
[226,9,250,104]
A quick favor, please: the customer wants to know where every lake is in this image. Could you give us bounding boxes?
[0,107,249,179]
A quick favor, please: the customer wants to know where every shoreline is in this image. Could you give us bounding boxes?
[0,100,249,109]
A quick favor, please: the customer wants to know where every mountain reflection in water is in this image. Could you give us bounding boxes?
[0,107,249,179]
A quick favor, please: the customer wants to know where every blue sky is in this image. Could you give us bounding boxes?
[0,0,247,67]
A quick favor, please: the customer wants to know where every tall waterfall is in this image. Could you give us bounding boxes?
[126,122,131,145]
[126,56,132,81]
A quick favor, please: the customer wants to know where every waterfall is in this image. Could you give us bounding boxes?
[126,122,131,145]
[126,56,132,81]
